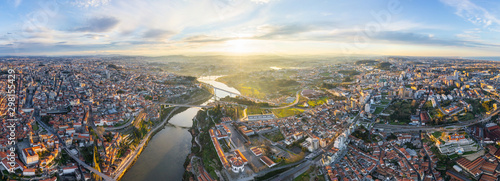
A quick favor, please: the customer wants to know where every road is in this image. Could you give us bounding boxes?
[422,144,437,181]
[63,146,115,181]
[270,112,360,181]
[271,160,312,181]
[105,111,146,131]
[374,109,500,133]
[271,150,324,181]
[266,90,301,110]
[394,145,421,181]
[34,111,115,181]
[418,87,431,126]
[203,84,277,105]
[112,106,180,180]
[160,103,213,108]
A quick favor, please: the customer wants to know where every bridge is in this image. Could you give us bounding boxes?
[160,103,214,108]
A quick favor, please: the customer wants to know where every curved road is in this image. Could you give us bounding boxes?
[266,90,301,110]
[203,84,277,105]
[105,111,147,131]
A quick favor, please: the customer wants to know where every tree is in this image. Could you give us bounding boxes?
[387,133,397,140]
[343,76,352,82]
[95,127,105,137]
[482,100,492,112]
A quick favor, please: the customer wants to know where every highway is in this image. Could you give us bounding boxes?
[374,109,500,133]
[270,150,324,181]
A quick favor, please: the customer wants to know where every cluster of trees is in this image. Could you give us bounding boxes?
[321,82,351,89]
[482,100,496,112]
[338,70,360,76]
[355,60,378,65]
[465,98,494,115]
[41,115,52,125]
[286,137,307,149]
[222,105,244,120]
[130,120,151,146]
[375,62,392,70]
[387,133,397,140]
[220,96,270,107]
[352,125,371,143]
[353,60,393,71]
[161,76,197,85]
[388,100,418,123]
[343,76,353,82]
[107,64,121,70]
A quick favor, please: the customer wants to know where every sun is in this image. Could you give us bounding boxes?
[224,39,256,54]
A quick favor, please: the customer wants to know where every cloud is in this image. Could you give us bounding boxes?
[83,33,109,40]
[373,31,499,48]
[74,0,111,8]
[440,0,500,28]
[182,23,330,44]
[456,28,481,39]
[183,35,232,43]
[250,0,270,4]
[256,24,315,39]
[11,0,22,7]
[74,16,119,32]
[142,29,173,40]
[0,41,111,55]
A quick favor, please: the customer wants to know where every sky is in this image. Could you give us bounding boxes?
[0,0,500,56]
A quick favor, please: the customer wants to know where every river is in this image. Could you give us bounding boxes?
[121,76,240,181]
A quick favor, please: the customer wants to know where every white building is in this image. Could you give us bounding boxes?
[334,134,346,150]
[365,103,371,113]
[63,165,78,175]
[23,168,36,176]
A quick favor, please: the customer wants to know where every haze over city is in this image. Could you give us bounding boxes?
[1,0,500,56]
[4,1,500,181]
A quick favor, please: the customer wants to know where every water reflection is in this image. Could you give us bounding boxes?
[122,76,235,181]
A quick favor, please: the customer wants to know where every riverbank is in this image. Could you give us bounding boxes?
[114,89,213,180]
[182,106,223,180]
[113,106,181,180]
[117,76,239,181]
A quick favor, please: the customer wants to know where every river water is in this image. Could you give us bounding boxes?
[121,76,240,181]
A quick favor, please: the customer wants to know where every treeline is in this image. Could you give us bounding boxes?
[355,60,378,65]
[220,96,270,107]
[354,60,392,70]
[338,70,360,76]
[161,75,197,85]
[375,62,392,70]
[107,64,122,70]
[321,82,352,89]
